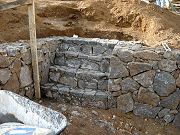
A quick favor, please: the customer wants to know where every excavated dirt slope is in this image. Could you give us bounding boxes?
[0,0,179,47]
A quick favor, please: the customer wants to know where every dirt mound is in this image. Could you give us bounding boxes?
[0,0,179,48]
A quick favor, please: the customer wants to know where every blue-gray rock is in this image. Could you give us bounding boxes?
[127,62,152,76]
[159,89,180,110]
[133,50,160,60]
[158,108,170,118]
[109,56,129,78]
[153,72,176,96]
[163,114,175,123]
[116,50,133,62]
[121,77,140,93]
[133,70,155,88]
[138,87,160,107]
[173,112,180,128]
[133,103,161,118]
[158,59,177,72]
[117,93,134,113]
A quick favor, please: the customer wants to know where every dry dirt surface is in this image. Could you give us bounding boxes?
[0,0,179,48]
[37,99,180,135]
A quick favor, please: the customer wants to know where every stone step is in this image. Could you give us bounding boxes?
[41,83,116,109]
[49,65,109,91]
[54,51,110,72]
[58,37,117,56]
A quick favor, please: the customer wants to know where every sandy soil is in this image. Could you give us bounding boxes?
[0,0,179,48]
[37,99,180,135]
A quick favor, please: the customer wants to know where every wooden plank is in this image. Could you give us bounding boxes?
[0,0,31,11]
[28,0,41,99]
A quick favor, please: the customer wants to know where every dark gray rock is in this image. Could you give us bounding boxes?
[163,114,175,123]
[133,70,155,88]
[133,103,161,118]
[121,77,140,93]
[109,56,129,79]
[173,112,180,128]
[134,50,160,60]
[158,59,177,72]
[100,59,109,72]
[117,50,133,62]
[0,68,11,85]
[158,108,170,118]
[117,93,134,113]
[127,62,152,76]
[159,89,180,110]
[153,72,176,96]
[138,87,160,106]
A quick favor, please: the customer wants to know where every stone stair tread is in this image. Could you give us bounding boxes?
[50,65,109,78]
[56,51,111,61]
[42,83,116,109]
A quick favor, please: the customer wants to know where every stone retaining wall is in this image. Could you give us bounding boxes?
[0,37,179,127]
[110,42,180,127]
[0,37,59,98]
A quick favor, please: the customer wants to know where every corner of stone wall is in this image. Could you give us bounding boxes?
[109,41,180,127]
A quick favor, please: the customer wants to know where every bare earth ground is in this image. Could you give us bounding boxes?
[37,99,180,135]
[0,0,179,48]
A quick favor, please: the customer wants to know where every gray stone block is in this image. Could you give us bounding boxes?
[121,77,140,93]
[127,62,152,76]
[137,87,160,107]
[158,59,177,72]
[133,70,155,88]
[117,93,134,113]
[133,103,162,118]
[153,71,176,96]
[159,89,180,110]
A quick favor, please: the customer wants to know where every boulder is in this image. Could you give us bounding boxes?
[121,77,140,93]
[20,65,33,88]
[0,68,11,84]
[138,87,160,106]
[158,59,177,72]
[133,50,160,60]
[116,50,133,62]
[159,89,180,110]
[133,70,155,87]
[127,62,152,76]
[153,72,176,96]
[117,93,134,113]
[109,56,129,78]
[173,112,180,128]
[133,103,161,118]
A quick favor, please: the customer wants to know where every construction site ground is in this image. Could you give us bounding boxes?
[0,0,180,134]
[38,98,180,135]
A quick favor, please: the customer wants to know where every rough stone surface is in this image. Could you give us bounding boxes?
[117,93,134,113]
[127,62,152,76]
[0,55,11,68]
[133,70,155,88]
[134,50,160,60]
[176,75,180,88]
[158,108,170,118]
[173,112,180,128]
[158,59,177,72]
[159,89,180,110]
[0,68,11,85]
[164,114,175,123]
[110,56,129,78]
[138,87,160,106]
[20,65,33,88]
[116,50,133,62]
[3,73,20,93]
[121,77,140,93]
[133,104,161,118]
[153,72,176,96]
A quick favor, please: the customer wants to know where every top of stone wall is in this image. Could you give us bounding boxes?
[0,36,179,57]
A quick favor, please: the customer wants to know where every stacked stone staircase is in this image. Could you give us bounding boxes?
[42,37,117,109]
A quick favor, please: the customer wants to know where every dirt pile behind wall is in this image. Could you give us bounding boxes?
[0,0,179,47]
